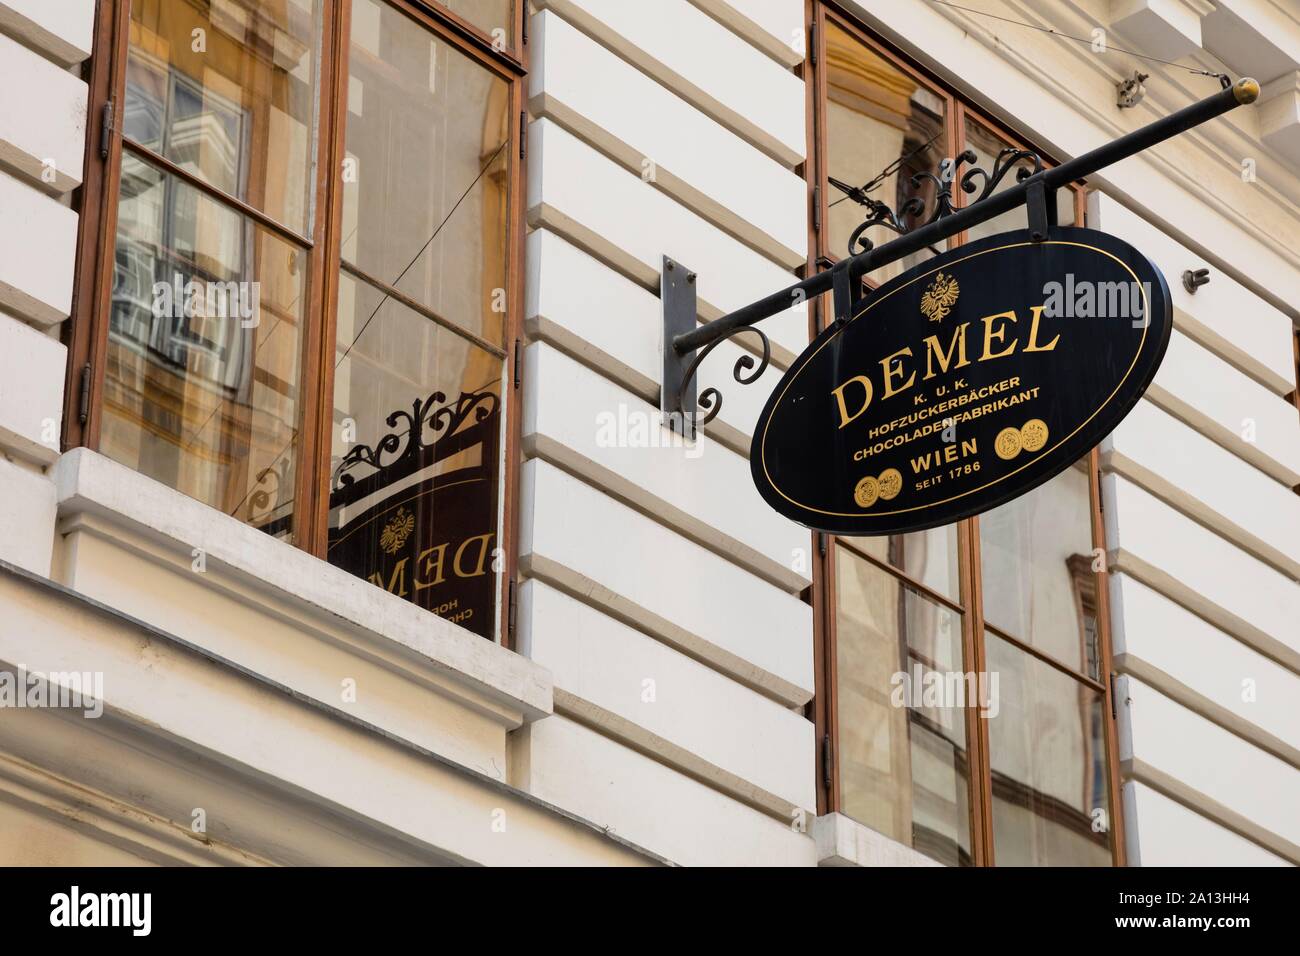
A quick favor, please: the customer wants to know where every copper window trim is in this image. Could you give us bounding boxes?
[835,535,966,615]
[119,138,313,249]
[983,619,1110,696]
[339,260,510,360]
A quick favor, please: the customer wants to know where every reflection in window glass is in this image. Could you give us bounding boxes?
[327,274,502,638]
[962,117,1075,242]
[986,633,1113,866]
[836,546,972,865]
[852,525,962,603]
[101,153,306,539]
[342,0,511,346]
[825,20,947,282]
[328,1,510,637]
[125,0,321,236]
[442,0,513,44]
[979,460,1099,678]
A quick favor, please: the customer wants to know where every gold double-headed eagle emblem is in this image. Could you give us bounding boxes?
[379,506,416,555]
[920,271,960,322]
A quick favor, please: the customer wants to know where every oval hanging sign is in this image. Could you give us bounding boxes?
[751,227,1171,535]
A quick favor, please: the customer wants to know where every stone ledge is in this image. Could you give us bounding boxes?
[0,563,660,866]
[812,812,945,867]
[0,311,65,465]
[0,0,94,66]
[52,449,552,727]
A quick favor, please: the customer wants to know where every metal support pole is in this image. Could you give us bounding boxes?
[669,78,1258,361]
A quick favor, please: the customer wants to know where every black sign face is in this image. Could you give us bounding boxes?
[751,227,1171,535]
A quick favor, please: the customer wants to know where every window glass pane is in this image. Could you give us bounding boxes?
[825,20,948,282]
[328,273,503,639]
[836,546,972,865]
[978,459,1099,679]
[986,633,1113,866]
[102,153,305,538]
[342,0,511,347]
[125,0,321,236]
[961,117,1075,240]
[441,0,513,44]
[850,525,962,603]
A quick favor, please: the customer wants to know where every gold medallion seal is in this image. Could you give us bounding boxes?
[1020,418,1049,452]
[877,468,902,501]
[995,427,1022,460]
[853,476,880,508]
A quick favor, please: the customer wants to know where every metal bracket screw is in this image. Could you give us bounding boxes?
[1182,268,1211,293]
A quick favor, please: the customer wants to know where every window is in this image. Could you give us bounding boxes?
[808,7,1122,865]
[68,0,525,643]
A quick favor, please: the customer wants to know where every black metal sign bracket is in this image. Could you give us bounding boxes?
[1026,179,1051,241]
[661,77,1259,433]
[831,256,855,326]
[660,256,697,438]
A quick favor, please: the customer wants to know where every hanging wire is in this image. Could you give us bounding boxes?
[928,1,1230,85]
[829,132,942,207]
[830,3,1234,228]
[222,137,511,521]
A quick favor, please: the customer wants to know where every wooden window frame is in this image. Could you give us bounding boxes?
[64,0,529,649]
[805,0,1126,865]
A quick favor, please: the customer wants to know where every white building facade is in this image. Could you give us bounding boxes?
[0,0,1296,867]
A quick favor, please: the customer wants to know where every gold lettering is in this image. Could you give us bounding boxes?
[453,533,494,579]
[831,375,874,429]
[1023,305,1060,352]
[414,543,449,590]
[922,323,970,380]
[980,310,1018,361]
[368,558,410,598]
[879,347,916,400]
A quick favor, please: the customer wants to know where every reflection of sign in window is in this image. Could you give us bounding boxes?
[327,391,501,639]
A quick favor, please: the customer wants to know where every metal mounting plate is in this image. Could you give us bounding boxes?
[661,255,697,438]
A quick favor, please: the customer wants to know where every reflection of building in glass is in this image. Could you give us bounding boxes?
[825,20,943,277]
[324,0,510,630]
[115,53,249,384]
[97,0,316,536]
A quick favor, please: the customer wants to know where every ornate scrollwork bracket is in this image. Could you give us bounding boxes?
[660,79,1258,451]
[660,255,775,439]
[331,389,498,493]
[678,325,772,434]
[836,146,1050,258]
[662,150,1055,437]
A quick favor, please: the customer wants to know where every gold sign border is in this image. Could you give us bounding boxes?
[759,240,1151,519]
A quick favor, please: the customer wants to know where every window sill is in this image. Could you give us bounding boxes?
[51,449,551,734]
[812,812,946,867]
